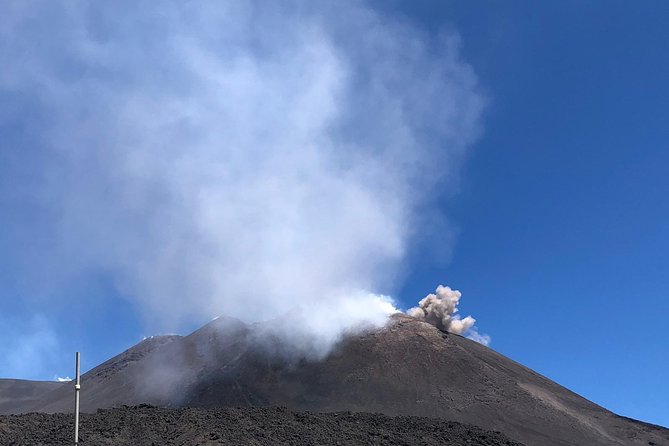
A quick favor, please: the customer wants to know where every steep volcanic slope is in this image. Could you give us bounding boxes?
[0,379,63,414]
[9,315,669,446]
[5,318,250,414]
[181,315,669,446]
[4,334,186,414]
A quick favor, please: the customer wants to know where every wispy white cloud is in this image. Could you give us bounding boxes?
[0,315,61,379]
[467,329,492,346]
[0,1,484,353]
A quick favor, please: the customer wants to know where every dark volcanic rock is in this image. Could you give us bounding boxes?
[3,314,668,446]
[0,405,524,446]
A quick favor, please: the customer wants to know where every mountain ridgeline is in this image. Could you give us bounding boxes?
[1,314,667,446]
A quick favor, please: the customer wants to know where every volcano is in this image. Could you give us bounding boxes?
[1,314,667,445]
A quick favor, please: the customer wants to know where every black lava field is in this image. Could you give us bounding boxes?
[0,405,523,446]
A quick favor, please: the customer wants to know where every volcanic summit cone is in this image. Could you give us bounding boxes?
[2,314,667,446]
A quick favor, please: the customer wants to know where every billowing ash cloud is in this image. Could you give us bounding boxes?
[408,285,490,345]
[0,1,484,353]
[408,285,473,333]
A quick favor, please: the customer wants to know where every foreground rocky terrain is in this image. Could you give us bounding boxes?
[2,314,668,445]
[0,405,523,446]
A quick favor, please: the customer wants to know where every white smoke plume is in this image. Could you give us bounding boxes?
[408,285,490,345]
[0,1,484,354]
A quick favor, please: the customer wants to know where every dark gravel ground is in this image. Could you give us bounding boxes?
[0,405,524,445]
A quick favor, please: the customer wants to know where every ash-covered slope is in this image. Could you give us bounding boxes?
[5,333,185,414]
[5,317,249,415]
[0,379,63,414]
[9,314,669,446]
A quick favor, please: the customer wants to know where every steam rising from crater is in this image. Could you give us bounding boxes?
[0,1,484,354]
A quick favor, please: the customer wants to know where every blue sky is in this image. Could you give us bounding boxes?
[392,0,669,426]
[1,1,667,428]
